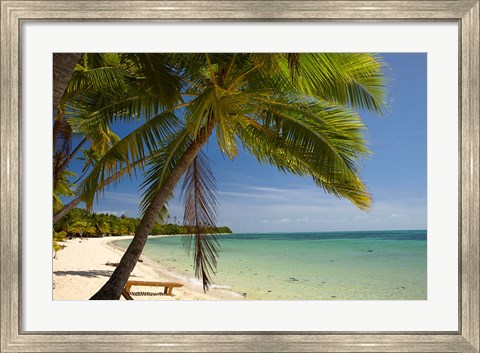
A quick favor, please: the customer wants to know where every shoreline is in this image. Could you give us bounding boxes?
[53,235,243,300]
[106,235,244,300]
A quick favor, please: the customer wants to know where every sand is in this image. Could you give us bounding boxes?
[53,235,243,300]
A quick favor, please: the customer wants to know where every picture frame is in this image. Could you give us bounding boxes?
[1,1,478,352]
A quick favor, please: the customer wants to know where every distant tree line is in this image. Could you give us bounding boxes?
[53,208,232,239]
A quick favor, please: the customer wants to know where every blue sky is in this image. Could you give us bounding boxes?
[65,53,427,233]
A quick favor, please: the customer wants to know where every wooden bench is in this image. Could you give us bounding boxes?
[121,280,184,300]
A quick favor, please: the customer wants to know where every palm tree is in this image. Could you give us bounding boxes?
[53,53,185,224]
[81,53,387,299]
[53,53,139,189]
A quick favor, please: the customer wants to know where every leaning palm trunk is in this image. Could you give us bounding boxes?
[52,53,82,187]
[54,136,87,180]
[53,53,81,111]
[90,124,214,300]
[54,158,147,224]
[53,196,83,224]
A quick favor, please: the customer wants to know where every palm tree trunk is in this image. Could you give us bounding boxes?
[53,196,83,224]
[53,137,87,185]
[56,136,87,173]
[53,158,148,225]
[90,125,214,300]
[53,53,81,111]
[52,53,82,188]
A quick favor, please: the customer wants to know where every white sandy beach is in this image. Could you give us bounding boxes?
[53,235,242,300]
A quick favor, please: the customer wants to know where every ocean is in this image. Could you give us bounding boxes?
[112,229,427,300]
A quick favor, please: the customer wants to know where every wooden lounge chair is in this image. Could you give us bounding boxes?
[121,280,184,300]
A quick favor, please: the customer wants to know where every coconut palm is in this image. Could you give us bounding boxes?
[53,53,142,188]
[53,53,184,223]
[79,53,387,300]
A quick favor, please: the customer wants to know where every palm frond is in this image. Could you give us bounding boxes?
[292,53,387,114]
[234,99,372,210]
[249,53,284,74]
[65,90,176,137]
[126,53,185,109]
[180,153,219,291]
[61,53,140,105]
[66,66,135,98]
[185,87,217,138]
[259,98,369,175]
[79,110,181,210]
[287,53,301,82]
[157,204,171,224]
[139,129,191,215]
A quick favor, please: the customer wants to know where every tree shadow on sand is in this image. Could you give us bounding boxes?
[53,270,114,279]
[54,270,143,279]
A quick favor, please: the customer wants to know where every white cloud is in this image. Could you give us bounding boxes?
[214,182,426,233]
[88,181,427,233]
[273,218,291,224]
[96,210,126,217]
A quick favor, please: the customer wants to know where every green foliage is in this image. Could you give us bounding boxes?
[54,208,136,237]
[53,169,77,213]
[52,230,67,257]
[53,208,233,238]
[181,154,220,290]
[215,226,232,234]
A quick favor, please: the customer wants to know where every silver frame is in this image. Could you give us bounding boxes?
[1,1,478,352]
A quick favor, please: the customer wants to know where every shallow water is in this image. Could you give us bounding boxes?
[113,230,427,300]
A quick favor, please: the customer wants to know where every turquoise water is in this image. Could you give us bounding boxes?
[113,230,427,300]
